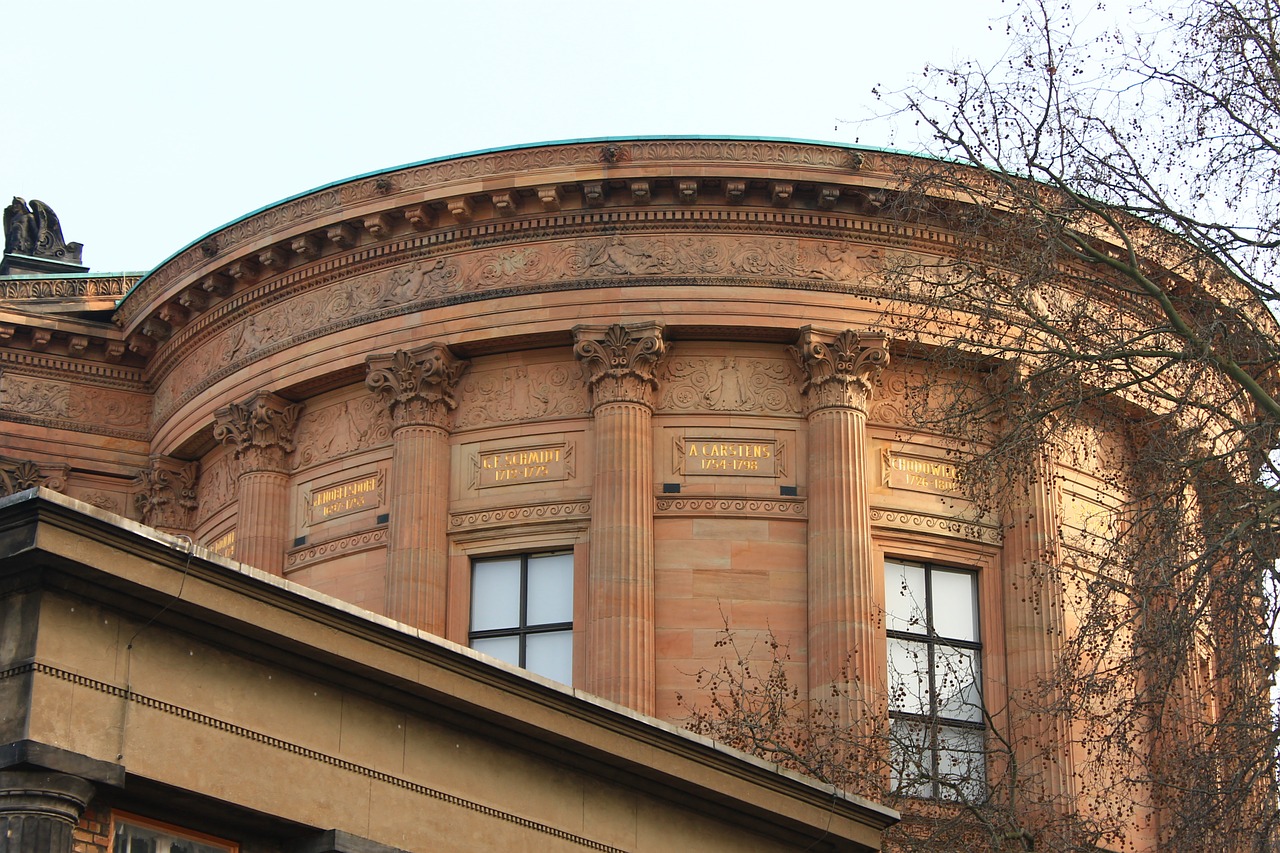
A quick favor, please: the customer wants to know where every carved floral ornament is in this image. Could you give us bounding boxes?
[135,455,199,528]
[364,343,469,429]
[212,391,302,473]
[572,322,667,408]
[790,327,890,414]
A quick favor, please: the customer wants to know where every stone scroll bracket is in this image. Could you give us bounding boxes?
[212,391,303,476]
[572,322,667,409]
[365,343,469,430]
[790,326,890,415]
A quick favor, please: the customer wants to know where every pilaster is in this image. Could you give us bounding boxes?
[574,322,666,713]
[792,327,889,735]
[366,344,468,632]
[213,391,301,575]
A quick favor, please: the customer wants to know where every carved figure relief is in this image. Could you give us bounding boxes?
[455,363,588,428]
[291,396,392,471]
[196,451,236,524]
[656,355,803,414]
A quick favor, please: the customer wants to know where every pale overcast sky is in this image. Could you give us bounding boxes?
[6,1,1022,273]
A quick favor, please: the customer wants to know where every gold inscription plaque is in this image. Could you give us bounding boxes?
[207,529,235,558]
[675,438,781,477]
[476,444,572,488]
[308,473,384,524]
[881,449,958,494]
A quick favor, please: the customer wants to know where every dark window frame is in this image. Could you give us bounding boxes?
[469,551,573,671]
[885,559,985,801]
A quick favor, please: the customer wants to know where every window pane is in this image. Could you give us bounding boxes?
[935,646,983,723]
[885,560,927,634]
[471,635,521,667]
[936,725,986,802]
[471,557,522,631]
[931,569,978,641]
[525,630,573,685]
[888,637,930,715]
[889,718,933,798]
[527,552,574,625]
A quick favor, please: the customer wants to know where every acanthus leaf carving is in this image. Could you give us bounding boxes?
[212,391,303,474]
[365,343,468,430]
[573,322,667,408]
[791,326,890,414]
[135,455,199,530]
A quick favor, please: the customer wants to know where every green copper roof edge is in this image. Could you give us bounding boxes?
[121,135,921,305]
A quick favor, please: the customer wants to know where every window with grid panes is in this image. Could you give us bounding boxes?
[470,551,573,685]
[885,558,986,801]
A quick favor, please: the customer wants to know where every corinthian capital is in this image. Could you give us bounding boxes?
[791,327,890,414]
[573,322,667,408]
[213,391,302,474]
[365,343,468,430]
[135,455,199,529]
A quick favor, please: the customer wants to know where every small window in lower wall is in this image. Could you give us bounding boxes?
[470,551,573,685]
[110,812,237,853]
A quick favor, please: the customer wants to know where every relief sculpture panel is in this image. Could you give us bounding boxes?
[1,372,151,435]
[656,353,803,415]
[291,395,392,472]
[454,363,588,428]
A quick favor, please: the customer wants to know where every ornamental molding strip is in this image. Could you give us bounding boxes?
[654,496,807,518]
[285,528,389,572]
[449,500,592,533]
[868,507,1002,544]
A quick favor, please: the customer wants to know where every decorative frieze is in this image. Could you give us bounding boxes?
[212,391,302,475]
[455,362,588,428]
[135,455,199,530]
[655,497,806,518]
[365,344,468,430]
[573,322,667,408]
[791,326,889,414]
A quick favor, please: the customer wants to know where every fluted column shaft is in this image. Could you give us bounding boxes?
[793,327,889,736]
[1002,452,1075,813]
[0,771,94,853]
[575,322,666,714]
[213,391,301,576]
[386,423,450,629]
[367,344,468,633]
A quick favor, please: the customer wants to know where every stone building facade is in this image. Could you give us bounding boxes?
[0,137,1265,851]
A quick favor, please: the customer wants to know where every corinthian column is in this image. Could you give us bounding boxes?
[213,391,301,575]
[135,455,199,534]
[792,326,889,733]
[366,344,468,633]
[1002,450,1075,817]
[574,322,666,714]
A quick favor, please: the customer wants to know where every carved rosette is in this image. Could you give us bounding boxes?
[573,322,667,408]
[791,327,890,414]
[365,344,469,430]
[213,391,302,474]
[135,455,199,529]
